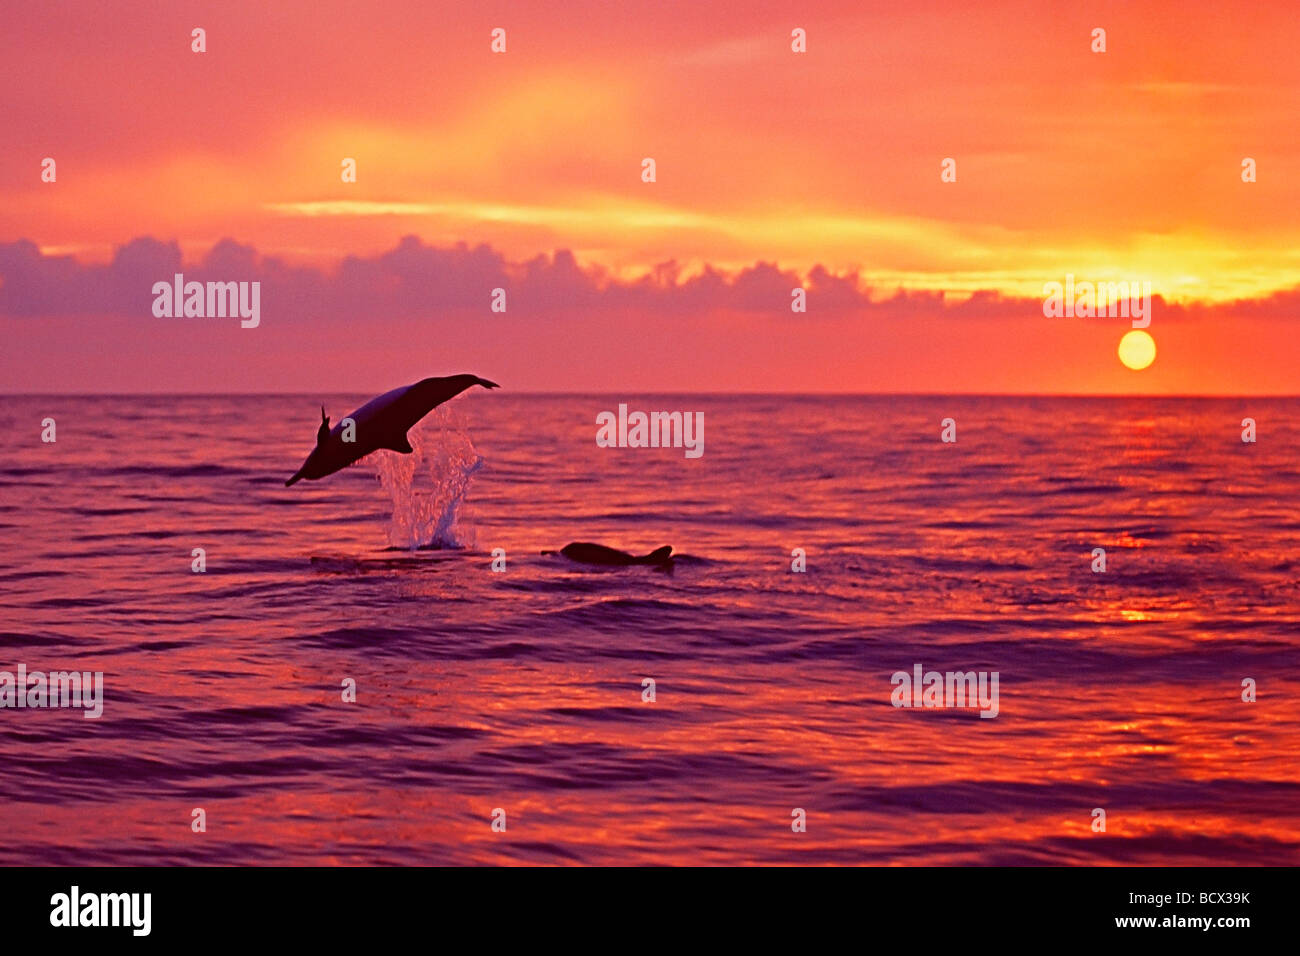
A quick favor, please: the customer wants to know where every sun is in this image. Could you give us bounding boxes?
[1118,329,1156,370]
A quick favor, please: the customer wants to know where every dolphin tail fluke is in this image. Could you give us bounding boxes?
[641,546,673,565]
[473,376,500,390]
[285,470,305,487]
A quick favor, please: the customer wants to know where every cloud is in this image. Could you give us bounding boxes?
[0,235,1290,326]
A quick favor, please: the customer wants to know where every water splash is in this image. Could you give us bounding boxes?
[373,406,483,550]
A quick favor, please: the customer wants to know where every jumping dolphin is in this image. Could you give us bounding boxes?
[285,374,499,486]
[544,543,674,567]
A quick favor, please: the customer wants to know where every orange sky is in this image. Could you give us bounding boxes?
[2,0,1299,393]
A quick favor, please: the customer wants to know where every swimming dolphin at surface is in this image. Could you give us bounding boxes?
[285,374,499,486]
[544,543,674,567]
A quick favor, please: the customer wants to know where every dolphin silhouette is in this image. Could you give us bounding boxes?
[544,543,674,567]
[285,374,499,486]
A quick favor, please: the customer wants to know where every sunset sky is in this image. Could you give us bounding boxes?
[3,0,1299,393]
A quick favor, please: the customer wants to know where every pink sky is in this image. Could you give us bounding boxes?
[3,0,1299,393]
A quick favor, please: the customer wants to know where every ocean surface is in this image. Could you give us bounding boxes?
[0,393,1297,865]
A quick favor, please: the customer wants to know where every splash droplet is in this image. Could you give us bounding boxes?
[373,406,483,549]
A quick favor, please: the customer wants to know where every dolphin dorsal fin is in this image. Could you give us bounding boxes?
[643,546,673,564]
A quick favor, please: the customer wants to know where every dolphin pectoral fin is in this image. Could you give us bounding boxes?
[380,434,414,454]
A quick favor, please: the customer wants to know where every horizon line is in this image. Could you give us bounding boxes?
[3,391,1299,400]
